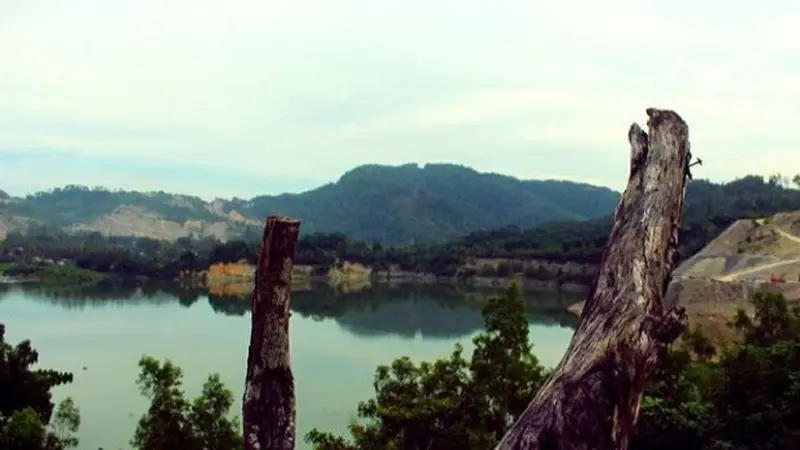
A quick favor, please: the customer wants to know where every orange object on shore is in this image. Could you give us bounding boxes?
[208,260,253,278]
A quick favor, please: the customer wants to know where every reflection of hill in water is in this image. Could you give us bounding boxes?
[0,282,205,311]
[0,282,580,338]
[299,284,580,339]
[335,300,482,339]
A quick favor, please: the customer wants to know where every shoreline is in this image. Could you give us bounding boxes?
[193,271,593,295]
[0,262,109,286]
[180,260,598,293]
[0,275,38,284]
[1,257,598,294]
[188,262,595,293]
[374,274,592,294]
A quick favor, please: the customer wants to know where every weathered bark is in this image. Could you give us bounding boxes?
[495,108,692,450]
[243,215,301,450]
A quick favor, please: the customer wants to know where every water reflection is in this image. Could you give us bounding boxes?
[0,281,579,450]
[0,281,580,339]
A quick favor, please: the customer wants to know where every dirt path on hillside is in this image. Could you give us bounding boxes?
[776,227,800,245]
[716,226,800,281]
[717,257,800,281]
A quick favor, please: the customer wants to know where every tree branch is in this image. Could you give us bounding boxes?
[495,108,691,450]
[243,215,301,450]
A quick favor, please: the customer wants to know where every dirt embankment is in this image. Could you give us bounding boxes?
[676,214,800,282]
[194,257,594,299]
[200,260,314,282]
[192,260,372,296]
[666,278,756,342]
[66,205,251,241]
[567,278,756,342]
[0,215,40,241]
[327,262,372,292]
[569,211,800,342]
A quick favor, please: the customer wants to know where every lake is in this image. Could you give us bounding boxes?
[0,281,580,450]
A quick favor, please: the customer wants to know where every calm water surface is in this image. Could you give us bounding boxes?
[0,282,579,450]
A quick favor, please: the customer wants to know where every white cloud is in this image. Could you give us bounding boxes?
[1,0,799,196]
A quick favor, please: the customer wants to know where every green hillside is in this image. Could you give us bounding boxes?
[232,163,621,244]
[431,175,800,264]
[4,175,800,286]
[2,185,221,225]
[0,164,621,245]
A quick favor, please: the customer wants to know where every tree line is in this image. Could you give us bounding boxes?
[3,282,799,449]
[3,164,621,246]
[3,174,800,286]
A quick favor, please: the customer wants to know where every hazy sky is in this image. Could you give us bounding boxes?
[2,0,798,199]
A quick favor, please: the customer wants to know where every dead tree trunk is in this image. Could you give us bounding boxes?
[243,215,301,450]
[495,108,692,450]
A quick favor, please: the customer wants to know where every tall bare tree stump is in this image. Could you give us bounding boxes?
[243,215,301,450]
[495,108,692,450]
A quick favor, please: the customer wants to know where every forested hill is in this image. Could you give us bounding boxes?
[230,163,621,244]
[0,163,621,245]
[4,175,800,285]
[434,175,800,265]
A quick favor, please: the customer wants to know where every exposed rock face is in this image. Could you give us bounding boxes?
[664,277,753,309]
[66,205,251,242]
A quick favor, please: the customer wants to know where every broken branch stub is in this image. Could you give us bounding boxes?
[243,215,301,450]
[495,109,691,450]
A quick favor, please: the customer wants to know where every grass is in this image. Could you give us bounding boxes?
[1,263,107,285]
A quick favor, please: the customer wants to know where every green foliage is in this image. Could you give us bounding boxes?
[301,287,800,450]
[0,323,80,450]
[2,263,106,285]
[4,185,220,225]
[237,163,620,245]
[0,318,244,450]
[131,356,242,450]
[305,280,548,449]
[2,408,48,450]
[6,278,800,449]
[626,290,800,450]
[431,175,800,266]
[708,292,800,449]
[631,346,714,450]
[48,399,80,449]
[268,174,800,281]
[1,165,620,246]
[4,173,800,287]
[0,231,217,281]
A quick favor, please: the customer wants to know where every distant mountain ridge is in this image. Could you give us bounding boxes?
[0,163,622,244]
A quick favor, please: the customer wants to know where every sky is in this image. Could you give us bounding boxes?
[2,0,799,200]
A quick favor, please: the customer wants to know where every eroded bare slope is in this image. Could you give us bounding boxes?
[675,211,800,282]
